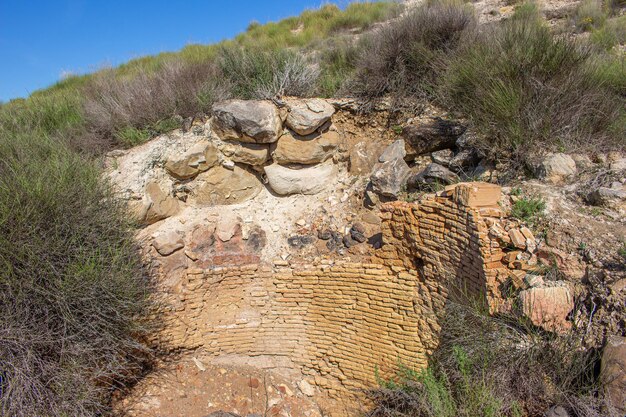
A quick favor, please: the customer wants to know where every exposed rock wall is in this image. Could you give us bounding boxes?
[150,182,536,398]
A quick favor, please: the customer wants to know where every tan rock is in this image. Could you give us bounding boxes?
[165,140,219,179]
[219,142,269,166]
[152,231,184,256]
[601,336,626,413]
[508,229,527,249]
[450,182,501,208]
[518,284,573,332]
[536,246,585,280]
[212,99,282,143]
[192,165,262,205]
[536,153,576,184]
[216,212,240,242]
[285,98,335,135]
[264,161,337,196]
[144,181,179,224]
[272,129,341,165]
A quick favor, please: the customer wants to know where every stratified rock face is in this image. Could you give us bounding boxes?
[144,180,179,224]
[518,284,573,332]
[212,100,282,143]
[191,165,262,205]
[272,129,341,165]
[285,98,335,135]
[601,335,626,413]
[535,153,577,183]
[219,142,270,167]
[264,162,336,195]
[165,140,219,179]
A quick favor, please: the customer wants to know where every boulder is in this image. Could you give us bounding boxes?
[165,140,219,179]
[370,158,411,198]
[609,158,626,172]
[402,118,466,158]
[407,163,459,190]
[144,181,179,224]
[601,335,626,413]
[152,231,184,256]
[212,100,282,143]
[285,98,335,135]
[449,148,479,173]
[264,161,336,195]
[587,185,626,210]
[219,142,270,167]
[518,284,573,332]
[192,165,262,205]
[535,153,577,183]
[430,149,453,166]
[450,182,501,208]
[272,129,341,165]
[378,139,407,163]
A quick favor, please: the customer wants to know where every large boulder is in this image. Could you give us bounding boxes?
[264,161,336,195]
[601,335,626,413]
[212,100,282,143]
[378,139,406,163]
[219,142,270,167]
[518,284,573,332]
[402,118,466,158]
[143,180,179,224]
[587,184,626,213]
[272,129,341,165]
[165,140,219,179]
[285,98,335,135]
[535,153,577,183]
[191,165,262,205]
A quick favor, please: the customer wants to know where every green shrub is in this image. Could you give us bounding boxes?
[573,0,607,32]
[510,196,546,224]
[317,38,359,97]
[441,4,625,165]
[367,299,614,417]
[591,15,626,50]
[0,129,156,416]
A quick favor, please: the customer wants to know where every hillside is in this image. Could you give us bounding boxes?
[0,1,625,416]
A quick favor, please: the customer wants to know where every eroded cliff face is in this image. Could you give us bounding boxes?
[107,98,615,416]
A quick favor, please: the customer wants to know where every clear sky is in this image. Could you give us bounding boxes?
[0,0,355,102]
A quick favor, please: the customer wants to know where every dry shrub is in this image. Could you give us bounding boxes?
[366,298,619,417]
[349,0,476,101]
[0,131,158,416]
[83,58,229,144]
[218,45,319,99]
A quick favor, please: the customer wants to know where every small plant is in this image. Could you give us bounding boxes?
[573,0,607,32]
[391,125,403,134]
[618,242,626,260]
[510,187,523,196]
[510,196,546,224]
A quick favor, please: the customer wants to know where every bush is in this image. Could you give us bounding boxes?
[591,15,626,50]
[349,0,475,100]
[317,38,359,97]
[441,4,625,165]
[218,45,318,99]
[83,58,229,146]
[367,299,617,417]
[0,128,156,416]
[510,196,546,225]
[573,0,607,32]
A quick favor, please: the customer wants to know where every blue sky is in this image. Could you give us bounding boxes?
[0,0,355,102]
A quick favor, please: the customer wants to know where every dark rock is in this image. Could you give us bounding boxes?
[408,163,460,190]
[368,232,383,249]
[351,222,366,235]
[402,118,466,158]
[287,235,315,249]
[449,148,479,173]
[317,229,332,240]
[343,234,358,248]
[350,223,367,243]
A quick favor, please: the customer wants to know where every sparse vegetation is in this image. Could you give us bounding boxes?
[573,0,607,32]
[510,196,546,224]
[367,298,616,417]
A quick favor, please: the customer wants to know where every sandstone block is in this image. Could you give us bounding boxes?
[165,140,219,179]
[450,182,501,208]
[518,284,573,332]
[212,99,282,143]
[219,142,269,166]
[272,129,341,165]
[285,98,335,135]
[144,180,179,224]
[152,230,184,256]
[191,165,262,205]
[264,161,336,195]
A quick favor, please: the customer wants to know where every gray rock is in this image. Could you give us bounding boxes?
[370,158,411,199]
[408,163,460,189]
[609,157,626,172]
[449,148,479,173]
[212,100,282,143]
[378,139,406,163]
[343,234,358,248]
[264,161,336,196]
[430,149,453,167]
[587,186,626,207]
[545,406,570,417]
[285,98,335,135]
[535,153,577,183]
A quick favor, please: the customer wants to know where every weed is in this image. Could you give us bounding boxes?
[510,196,546,224]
